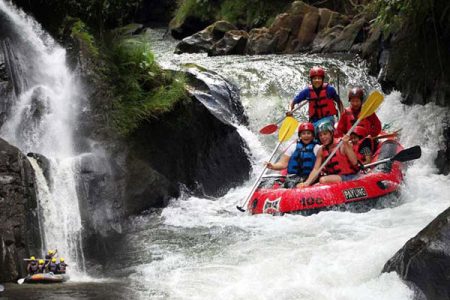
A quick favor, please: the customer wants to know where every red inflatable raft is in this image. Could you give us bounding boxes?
[248,139,405,215]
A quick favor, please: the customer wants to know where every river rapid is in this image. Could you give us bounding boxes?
[1,21,449,300]
[101,30,449,299]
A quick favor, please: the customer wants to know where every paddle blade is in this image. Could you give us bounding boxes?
[392,145,421,162]
[259,124,278,134]
[278,116,298,142]
[17,278,25,285]
[359,90,384,120]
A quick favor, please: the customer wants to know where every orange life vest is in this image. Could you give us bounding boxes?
[342,108,376,134]
[322,139,357,175]
[308,83,338,120]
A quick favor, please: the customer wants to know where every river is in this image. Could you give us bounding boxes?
[1,10,449,300]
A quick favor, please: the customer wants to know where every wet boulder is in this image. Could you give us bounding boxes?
[0,138,41,282]
[246,28,276,55]
[175,21,238,54]
[383,207,450,300]
[210,30,248,56]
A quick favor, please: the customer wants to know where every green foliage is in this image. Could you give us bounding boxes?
[172,0,291,29]
[106,37,188,135]
[218,0,291,28]
[173,0,214,24]
[68,19,99,57]
[368,0,432,35]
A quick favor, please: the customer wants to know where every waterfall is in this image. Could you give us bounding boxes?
[0,0,86,274]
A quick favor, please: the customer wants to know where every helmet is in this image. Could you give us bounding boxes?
[38,259,44,265]
[348,87,364,101]
[352,126,368,138]
[317,121,334,135]
[309,66,325,79]
[48,250,54,255]
[30,256,36,260]
[51,258,57,263]
[298,122,314,134]
[60,258,65,263]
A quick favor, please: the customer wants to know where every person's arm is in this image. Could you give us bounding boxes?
[334,111,347,137]
[342,134,358,166]
[288,88,308,114]
[266,154,290,171]
[302,147,323,187]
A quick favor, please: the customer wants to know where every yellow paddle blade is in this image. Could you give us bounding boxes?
[278,116,298,142]
[359,90,384,120]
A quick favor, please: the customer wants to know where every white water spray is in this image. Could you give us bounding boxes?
[0,0,85,274]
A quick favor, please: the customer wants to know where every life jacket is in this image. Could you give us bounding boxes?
[48,262,58,273]
[353,137,376,162]
[342,108,374,133]
[287,141,317,176]
[308,83,338,120]
[57,263,67,274]
[322,139,357,175]
[38,265,45,273]
[28,261,39,274]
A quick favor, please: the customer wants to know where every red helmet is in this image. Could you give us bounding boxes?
[348,87,364,101]
[309,66,325,79]
[298,122,314,134]
[352,126,368,138]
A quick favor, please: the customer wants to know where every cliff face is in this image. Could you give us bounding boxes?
[0,138,41,282]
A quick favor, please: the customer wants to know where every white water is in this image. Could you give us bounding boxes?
[0,0,86,275]
[109,29,450,299]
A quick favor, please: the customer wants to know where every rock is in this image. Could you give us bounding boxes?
[295,9,320,50]
[383,207,450,300]
[210,30,248,56]
[246,27,276,55]
[169,15,212,40]
[289,1,315,16]
[128,97,251,200]
[361,24,382,59]
[175,29,215,54]
[26,152,51,188]
[310,25,344,53]
[325,17,366,52]
[175,20,238,55]
[210,20,237,40]
[184,66,248,126]
[0,138,41,282]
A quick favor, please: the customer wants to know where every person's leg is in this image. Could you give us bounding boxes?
[319,174,342,184]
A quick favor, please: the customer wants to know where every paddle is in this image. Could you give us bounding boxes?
[17,278,25,284]
[308,90,384,183]
[363,145,421,168]
[259,101,307,134]
[0,284,4,292]
[237,116,299,212]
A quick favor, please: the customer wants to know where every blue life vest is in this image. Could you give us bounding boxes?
[287,141,317,175]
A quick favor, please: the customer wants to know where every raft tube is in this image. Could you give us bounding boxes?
[249,139,404,215]
[24,273,70,284]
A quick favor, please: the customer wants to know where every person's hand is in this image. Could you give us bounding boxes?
[266,162,274,170]
[296,182,305,188]
[342,134,350,144]
[285,110,293,117]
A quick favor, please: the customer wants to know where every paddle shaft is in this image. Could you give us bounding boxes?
[277,101,307,124]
